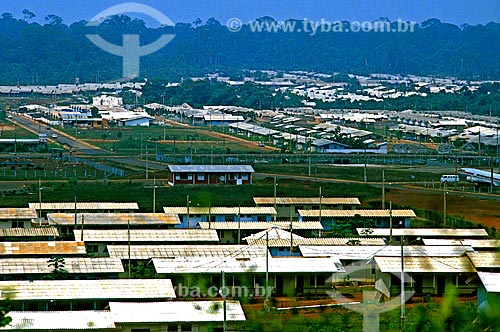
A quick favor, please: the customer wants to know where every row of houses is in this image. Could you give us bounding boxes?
[0,199,497,331]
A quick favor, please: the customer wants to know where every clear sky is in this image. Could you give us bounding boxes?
[2,0,499,26]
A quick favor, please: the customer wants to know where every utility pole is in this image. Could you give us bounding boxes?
[222,270,227,332]
[273,176,277,222]
[152,177,156,213]
[127,219,131,278]
[186,195,190,229]
[237,205,241,245]
[400,233,405,324]
[389,201,393,244]
[443,182,447,226]
[382,169,385,209]
[319,186,322,225]
[265,229,270,310]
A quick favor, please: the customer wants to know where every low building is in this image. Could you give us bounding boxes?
[311,139,351,153]
[166,165,254,186]
[0,257,124,281]
[48,213,180,238]
[197,221,324,243]
[254,197,361,220]
[0,208,37,228]
[0,241,86,257]
[4,301,246,331]
[163,206,276,229]
[74,229,219,256]
[29,202,139,218]
[298,209,417,230]
[0,279,175,311]
[153,256,345,297]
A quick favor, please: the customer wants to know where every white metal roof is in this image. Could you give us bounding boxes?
[0,241,86,255]
[0,208,37,220]
[0,227,59,237]
[422,239,500,249]
[374,256,476,273]
[29,202,139,210]
[0,279,175,300]
[48,213,180,225]
[153,256,344,274]
[197,221,323,230]
[467,252,500,268]
[299,245,471,260]
[163,206,276,215]
[109,301,246,323]
[253,197,360,205]
[0,257,124,274]
[300,209,416,218]
[243,228,304,241]
[477,272,500,293]
[4,311,115,330]
[107,245,269,260]
[248,237,386,247]
[74,229,218,242]
[357,228,489,237]
[167,165,254,173]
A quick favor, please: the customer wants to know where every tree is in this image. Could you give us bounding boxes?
[45,256,68,279]
[45,14,63,25]
[22,9,35,22]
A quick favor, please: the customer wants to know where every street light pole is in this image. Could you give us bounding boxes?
[273,176,277,222]
[152,177,156,213]
[443,182,447,226]
[400,233,405,323]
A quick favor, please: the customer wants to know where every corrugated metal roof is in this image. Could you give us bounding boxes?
[0,208,37,220]
[0,241,86,255]
[109,301,246,323]
[48,213,180,225]
[253,197,361,205]
[477,272,500,293]
[243,228,304,241]
[0,279,175,300]
[357,228,489,237]
[153,256,344,274]
[248,237,386,247]
[5,311,115,330]
[299,209,416,218]
[163,207,276,215]
[197,221,323,230]
[167,165,254,173]
[0,227,59,237]
[422,239,500,249]
[29,202,139,210]
[300,245,470,260]
[467,252,500,268]
[374,256,476,273]
[0,257,124,274]
[74,229,218,242]
[107,245,269,260]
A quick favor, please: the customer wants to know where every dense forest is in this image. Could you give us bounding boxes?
[1,11,500,84]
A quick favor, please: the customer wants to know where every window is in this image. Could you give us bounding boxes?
[11,221,24,228]
[180,324,191,332]
[168,325,178,332]
[187,174,193,180]
[175,174,180,180]
[241,173,249,180]
[197,173,205,181]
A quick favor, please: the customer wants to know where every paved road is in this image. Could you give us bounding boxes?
[8,115,166,170]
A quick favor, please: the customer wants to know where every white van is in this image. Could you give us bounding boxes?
[440,174,459,183]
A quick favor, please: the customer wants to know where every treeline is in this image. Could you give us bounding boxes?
[2,12,500,84]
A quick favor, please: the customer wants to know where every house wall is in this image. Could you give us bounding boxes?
[0,220,31,228]
[169,172,252,186]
